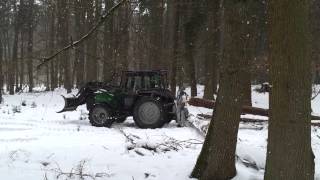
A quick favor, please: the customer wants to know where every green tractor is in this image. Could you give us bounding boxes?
[58,70,186,129]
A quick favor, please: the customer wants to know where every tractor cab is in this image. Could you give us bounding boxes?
[120,70,168,92]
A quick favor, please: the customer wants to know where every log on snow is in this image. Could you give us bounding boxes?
[197,113,320,127]
[197,114,268,123]
[188,98,320,120]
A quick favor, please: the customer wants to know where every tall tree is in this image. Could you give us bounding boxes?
[26,0,35,92]
[241,0,263,106]
[203,0,221,100]
[191,0,250,179]
[311,0,320,84]
[117,1,130,71]
[57,0,71,92]
[103,0,115,82]
[48,0,57,90]
[264,0,315,179]
[0,34,3,101]
[9,0,20,94]
[85,0,98,82]
[0,0,8,95]
[74,0,86,86]
[182,1,205,97]
[148,0,164,69]
[168,0,180,94]
[19,30,25,90]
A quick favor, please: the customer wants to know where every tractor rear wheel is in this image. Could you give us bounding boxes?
[89,105,113,127]
[133,97,166,129]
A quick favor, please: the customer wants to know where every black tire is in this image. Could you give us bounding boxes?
[133,97,166,129]
[89,105,114,127]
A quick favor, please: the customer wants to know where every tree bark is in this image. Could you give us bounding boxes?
[264,0,315,179]
[241,0,262,107]
[182,1,206,97]
[27,0,34,92]
[9,0,20,95]
[19,30,25,90]
[184,21,197,97]
[311,0,320,84]
[85,0,98,82]
[74,0,86,87]
[149,1,164,69]
[57,0,71,92]
[103,0,115,82]
[168,0,180,94]
[0,35,3,102]
[118,2,130,72]
[203,0,221,100]
[192,1,249,179]
[49,0,57,90]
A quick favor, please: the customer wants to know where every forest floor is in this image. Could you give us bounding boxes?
[0,85,319,180]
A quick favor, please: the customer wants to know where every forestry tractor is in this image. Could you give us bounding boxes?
[58,70,188,129]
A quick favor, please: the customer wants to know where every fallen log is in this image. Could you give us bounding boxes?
[189,98,320,120]
[197,114,267,123]
[197,113,320,127]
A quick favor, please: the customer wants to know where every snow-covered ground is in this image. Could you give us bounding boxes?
[0,86,319,180]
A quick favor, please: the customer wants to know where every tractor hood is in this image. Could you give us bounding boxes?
[138,89,175,100]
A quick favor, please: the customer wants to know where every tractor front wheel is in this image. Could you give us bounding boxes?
[89,105,113,127]
[133,97,166,129]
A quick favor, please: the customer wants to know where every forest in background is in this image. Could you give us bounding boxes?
[0,0,269,97]
[0,0,319,179]
[0,0,319,97]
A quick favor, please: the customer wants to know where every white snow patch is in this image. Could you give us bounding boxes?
[0,86,319,179]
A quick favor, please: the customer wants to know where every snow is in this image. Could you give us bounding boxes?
[0,85,319,180]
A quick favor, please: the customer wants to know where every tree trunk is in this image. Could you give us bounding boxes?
[168,0,180,94]
[192,1,249,179]
[241,0,262,107]
[264,0,315,179]
[311,0,320,84]
[49,0,56,90]
[10,1,20,95]
[27,0,34,93]
[118,2,130,72]
[149,1,164,69]
[85,0,98,82]
[184,22,197,97]
[203,0,221,100]
[75,0,86,87]
[103,0,115,82]
[19,31,25,90]
[183,2,205,97]
[242,72,252,106]
[0,35,3,102]
[57,0,71,92]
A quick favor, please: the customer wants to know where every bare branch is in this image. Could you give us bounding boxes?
[36,0,128,70]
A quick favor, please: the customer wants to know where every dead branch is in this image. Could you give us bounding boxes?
[36,0,127,70]
[118,128,202,155]
[47,160,113,180]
